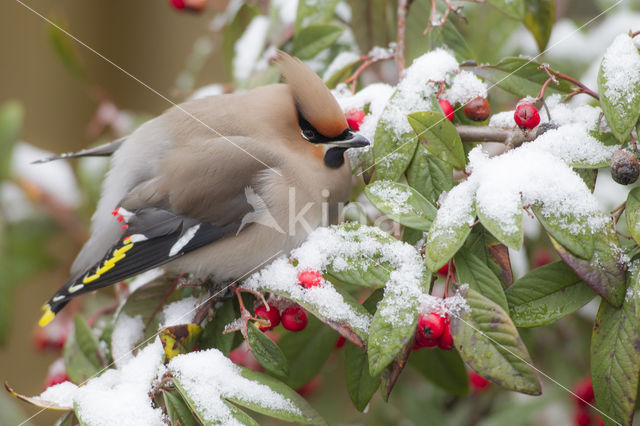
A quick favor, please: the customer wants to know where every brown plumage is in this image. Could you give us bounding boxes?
[38,51,369,326]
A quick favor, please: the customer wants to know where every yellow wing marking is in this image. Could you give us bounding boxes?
[82,240,134,284]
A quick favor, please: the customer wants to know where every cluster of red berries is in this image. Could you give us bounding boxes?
[253,269,324,332]
[254,303,308,332]
[169,0,206,12]
[514,100,540,129]
[438,96,490,123]
[414,312,454,350]
[572,378,604,426]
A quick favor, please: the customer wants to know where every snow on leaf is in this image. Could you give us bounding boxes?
[598,33,640,143]
[365,180,437,232]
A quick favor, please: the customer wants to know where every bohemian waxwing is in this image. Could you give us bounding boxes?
[38,51,368,326]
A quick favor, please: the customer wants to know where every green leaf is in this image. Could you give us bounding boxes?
[373,117,419,182]
[452,287,541,395]
[408,348,469,395]
[533,206,594,260]
[278,316,337,389]
[365,180,437,232]
[597,34,640,143]
[523,0,555,52]
[247,323,289,378]
[472,57,573,98]
[295,0,340,33]
[591,265,640,426]
[574,168,598,192]
[326,262,390,289]
[200,298,237,355]
[408,111,466,170]
[292,24,345,60]
[324,55,362,89]
[162,391,199,426]
[47,21,86,80]
[405,145,454,205]
[63,316,103,383]
[159,324,203,361]
[236,368,327,425]
[477,201,524,250]
[506,262,596,327]
[487,0,525,19]
[0,101,23,181]
[424,201,475,272]
[549,228,626,308]
[368,275,430,376]
[344,343,381,411]
[454,248,509,312]
[626,187,640,246]
[224,401,259,426]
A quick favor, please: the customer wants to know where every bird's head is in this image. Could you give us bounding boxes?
[274,51,369,168]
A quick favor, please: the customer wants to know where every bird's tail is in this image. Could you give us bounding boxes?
[39,298,70,327]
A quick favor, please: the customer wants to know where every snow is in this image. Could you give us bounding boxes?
[38,381,78,408]
[489,111,516,128]
[419,284,470,318]
[127,267,166,294]
[75,341,166,426]
[272,0,298,26]
[189,84,224,100]
[168,349,301,424]
[366,181,411,215]
[233,16,270,82]
[244,224,426,329]
[443,71,488,106]
[600,33,640,105]
[111,313,145,367]
[161,296,199,327]
[12,142,81,208]
[334,82,394,143]
[323,51,360,82]
[428,179,477,238]
[468,144,607,236]
[0,182,34,222]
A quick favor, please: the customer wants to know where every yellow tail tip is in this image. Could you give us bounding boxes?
[38,305,55,327]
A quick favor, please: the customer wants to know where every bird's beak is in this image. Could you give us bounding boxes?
[326,133,370,149]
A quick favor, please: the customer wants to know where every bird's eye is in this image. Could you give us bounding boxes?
[302,129,316,140]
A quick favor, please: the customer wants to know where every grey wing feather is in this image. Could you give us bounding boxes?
[31,137,125,164]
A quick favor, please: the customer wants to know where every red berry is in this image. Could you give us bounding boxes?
[414,332,439,350]
[254,304,280,331]
[297,269,323,289]
[532,248,553,269]
[438,99,454,122]
[438,316,454,350]
[514,102,540,129]
[346,109,365,131]
[594,416,605,426]
[573,408,592,426]
[437,262,455,276]
[44,372,69,389]
[464,97,490,121]
[170,0,186,9]
[573,378,595,407]
[417,313,445,342]
[281,305,308,332]
[335,336,346,348]
[468,371,490,392]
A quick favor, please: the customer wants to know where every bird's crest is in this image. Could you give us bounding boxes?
[274,51,347,138]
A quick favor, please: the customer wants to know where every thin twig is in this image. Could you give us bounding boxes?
[396,0,410,76]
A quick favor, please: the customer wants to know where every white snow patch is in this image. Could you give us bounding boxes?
[233,16,270,82]
[168,349,301,425]
[366,181,411,215]
[272,0,298,26]
[443,71,488,106]
[601,33,640,105]
[38,381,78,408]
[161,296,199,327]
[111,313,145,367]
[74,341,166,426]
[419,284,470,318]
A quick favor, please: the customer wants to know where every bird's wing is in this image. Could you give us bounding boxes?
[31,138,125,164]
[41,137,280,325]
